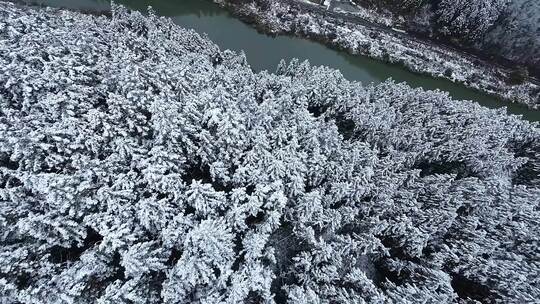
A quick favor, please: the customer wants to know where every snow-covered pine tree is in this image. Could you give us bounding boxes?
[0,2,538,303]
[436,0,510,39]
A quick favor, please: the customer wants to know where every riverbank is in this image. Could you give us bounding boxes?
[335,0,540,79]
[214,0,540,109]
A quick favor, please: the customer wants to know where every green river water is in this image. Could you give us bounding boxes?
[17,0,540,121]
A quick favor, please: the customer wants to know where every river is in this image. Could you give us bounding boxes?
[17,0,540,121]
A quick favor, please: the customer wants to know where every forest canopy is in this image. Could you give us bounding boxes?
[0,3,539,304]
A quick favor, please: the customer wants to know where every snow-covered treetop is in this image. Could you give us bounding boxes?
[0,2,538,303]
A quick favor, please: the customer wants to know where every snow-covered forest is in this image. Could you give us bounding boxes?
[1,2,539,304]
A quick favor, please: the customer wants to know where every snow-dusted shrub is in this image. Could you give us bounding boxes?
[0,3,539,303]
